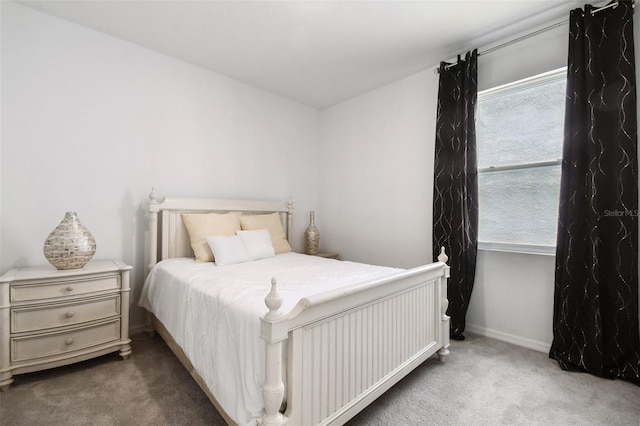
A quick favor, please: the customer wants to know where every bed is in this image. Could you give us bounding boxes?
[139,191,451,426]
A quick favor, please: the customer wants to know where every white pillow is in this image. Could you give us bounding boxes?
[236,229,276,260]
[206,235,252,266]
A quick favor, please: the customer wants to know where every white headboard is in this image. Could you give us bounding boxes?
[146,192,293,272]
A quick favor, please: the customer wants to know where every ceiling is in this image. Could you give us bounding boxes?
[16,0,585,109]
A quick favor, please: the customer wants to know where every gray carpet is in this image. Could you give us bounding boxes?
[1,333,638,425]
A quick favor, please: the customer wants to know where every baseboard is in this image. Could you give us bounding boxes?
[129,323,149,336]
[465,324,551,353]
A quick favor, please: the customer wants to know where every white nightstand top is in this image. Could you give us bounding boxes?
[1,260,132,282]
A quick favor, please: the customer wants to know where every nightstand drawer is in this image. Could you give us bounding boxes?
[10,275,120,302]
[11,319,121,363]
[11,295,121,333]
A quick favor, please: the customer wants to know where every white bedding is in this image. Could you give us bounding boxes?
[138,252,400,426]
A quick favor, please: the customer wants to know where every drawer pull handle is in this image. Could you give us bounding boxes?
[65,337,74,345]
[65,311,75,318]
[65,286,73,292]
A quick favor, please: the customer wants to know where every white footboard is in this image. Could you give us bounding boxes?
[260,250,451,426]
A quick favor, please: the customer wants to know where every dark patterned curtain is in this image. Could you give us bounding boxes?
[550,0,640,383]
[433,50,478,341]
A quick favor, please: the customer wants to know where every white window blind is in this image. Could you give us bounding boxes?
[477,68,566,254]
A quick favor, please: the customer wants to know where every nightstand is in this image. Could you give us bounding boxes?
[0,260,132,391]
[313,252,340,260]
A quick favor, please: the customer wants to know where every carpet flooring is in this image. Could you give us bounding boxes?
[1,332,638,425]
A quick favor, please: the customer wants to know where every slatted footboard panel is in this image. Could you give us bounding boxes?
[286,277,441,425]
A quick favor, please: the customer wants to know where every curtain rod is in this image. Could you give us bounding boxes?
[480,0,619,56]
[438,0,623,72]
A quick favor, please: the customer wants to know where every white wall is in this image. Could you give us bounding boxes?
[319,69,439,269]
[0,2,321,330]
[466,251,555,351]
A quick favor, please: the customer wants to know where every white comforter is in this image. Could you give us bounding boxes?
[138,252,400,425]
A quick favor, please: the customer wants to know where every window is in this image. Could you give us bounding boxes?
[476,68,566,254]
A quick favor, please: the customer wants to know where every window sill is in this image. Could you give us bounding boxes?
[478,242,556,256]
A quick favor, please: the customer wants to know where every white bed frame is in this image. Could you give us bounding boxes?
[145,191,451,426]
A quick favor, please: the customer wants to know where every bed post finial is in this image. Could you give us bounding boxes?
[437,246,448,264]
[264,278,283,321]
[148,187,166,204]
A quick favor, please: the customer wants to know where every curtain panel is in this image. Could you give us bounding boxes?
[550,0,640,383]
[433,50,479,340]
